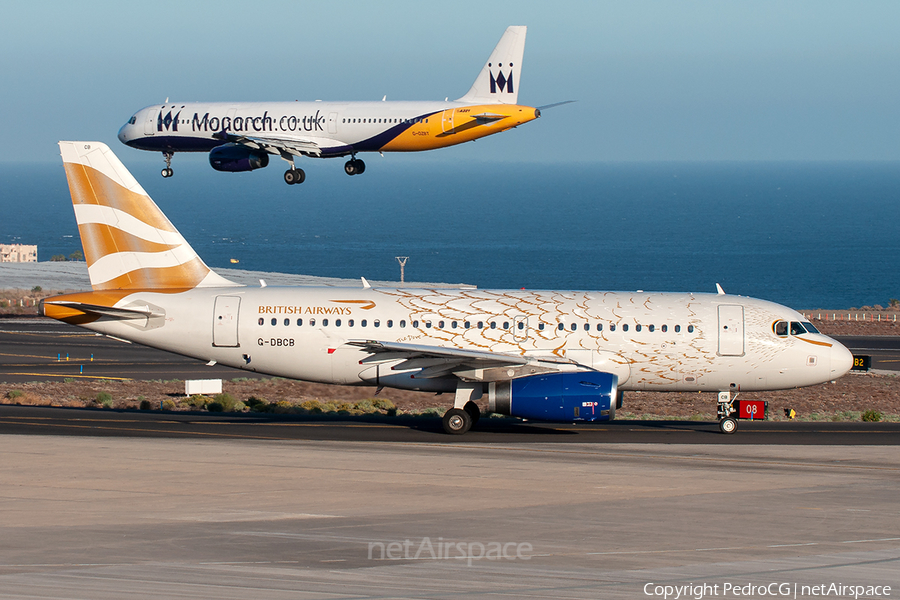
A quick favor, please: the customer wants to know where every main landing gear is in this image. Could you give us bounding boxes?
[344,157,366,176]
[717,391,738,434]
[161,151,174,178]
[442,381,482,435]
[279,152,305,186]
[283,168,306,185]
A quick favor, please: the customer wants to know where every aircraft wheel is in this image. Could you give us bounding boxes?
[719,417,738,434]
[355,159,366,174]
[161,168,173,178]
[344,160,357,176]
[463,401,481,425]
[284,169,304,185]
[442,408,472,435]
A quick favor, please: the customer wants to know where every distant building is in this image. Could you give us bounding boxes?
[0,244,37,263]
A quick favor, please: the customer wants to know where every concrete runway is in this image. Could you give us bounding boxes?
[1,317,898,383]
[0,429,897,599]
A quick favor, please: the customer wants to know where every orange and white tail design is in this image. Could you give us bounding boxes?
[59,142,238,291]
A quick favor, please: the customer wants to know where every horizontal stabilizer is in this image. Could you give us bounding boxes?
[43,300,162,320]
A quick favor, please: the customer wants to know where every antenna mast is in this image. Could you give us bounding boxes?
[395,256,409,284]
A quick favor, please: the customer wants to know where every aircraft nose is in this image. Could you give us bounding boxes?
[117,123,128,143]
[830,340,854,379]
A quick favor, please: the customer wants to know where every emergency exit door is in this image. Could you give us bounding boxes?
[213,296,241,347]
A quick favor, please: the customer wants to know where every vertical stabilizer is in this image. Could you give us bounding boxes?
[457,26,526,105]
[58,141,238,291]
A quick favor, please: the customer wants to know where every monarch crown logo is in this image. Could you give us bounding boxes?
[157,109,182,132]
[488,62,514,94]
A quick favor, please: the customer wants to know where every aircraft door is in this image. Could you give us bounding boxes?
[213,295,241,347]
[441,109,455,133]
[144,108,159,135]
[328,112,338,134]
[717,304,745,356]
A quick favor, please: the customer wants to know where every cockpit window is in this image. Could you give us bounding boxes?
[773,320,788,337]
[790,321,806,336]
[128,116,136,125]
[801,321,819,334]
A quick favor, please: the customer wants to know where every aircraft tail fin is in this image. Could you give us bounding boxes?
[457,26,526,105]
[58,141,239,291]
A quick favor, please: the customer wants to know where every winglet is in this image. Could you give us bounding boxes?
[716,283,725,295]
[58,141,239,291]
[457,26,526,105]
[361,277,371,289]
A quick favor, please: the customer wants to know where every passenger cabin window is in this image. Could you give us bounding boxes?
[774,321,788,337]
[661,324,667,332]
[610,324,616,332]
[687,325,694,333]
[558,323,565,331]
[271,318,277,326]
[297,318,303,326]
[335,319,341,327]
[310,318,316,326]
[284,318,289,326]
[400,320,406,328]
[348,319,354,327]
[596,323,603,331]
[374,319,381,327]
[412,320,419,328]
[635,324,642,332]
[258,318,264,326]
[674,325,680,333]
[622,324,629,332]
[538,323,545,331]
[387,320,392,328]
[490,322,497,329]
[361,319,367,327]
[584,323,590,331]
[570,323,577,331]
[648,324,655,332]
[322,319,329,326]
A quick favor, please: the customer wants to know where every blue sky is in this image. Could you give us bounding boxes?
[2,0,899,163]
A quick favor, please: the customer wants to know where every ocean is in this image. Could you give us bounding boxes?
[2,156,899,309]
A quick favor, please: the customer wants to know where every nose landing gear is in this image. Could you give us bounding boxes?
[161,152,174,178]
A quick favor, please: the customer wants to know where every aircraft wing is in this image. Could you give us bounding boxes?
[212,131,324,157]
[346,339,568,381]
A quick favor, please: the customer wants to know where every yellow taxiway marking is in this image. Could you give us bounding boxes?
[0,372,132,381]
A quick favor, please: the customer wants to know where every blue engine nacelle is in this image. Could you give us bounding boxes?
[209,143,270,172]
[488,371,619,422]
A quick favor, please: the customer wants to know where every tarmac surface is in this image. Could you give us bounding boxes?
[0,427,897,599]
[1,317,898,383]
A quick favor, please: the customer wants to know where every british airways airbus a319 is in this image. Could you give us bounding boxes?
[118,26,561,186]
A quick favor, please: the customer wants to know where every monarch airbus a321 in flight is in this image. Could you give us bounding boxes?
[117,26,552,186]
[44,142,853,434]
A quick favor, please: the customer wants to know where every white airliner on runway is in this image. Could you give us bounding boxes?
[44,142,853,434]
[117,26,554,186]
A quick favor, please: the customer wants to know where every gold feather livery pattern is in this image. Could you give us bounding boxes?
[59,142,237,291]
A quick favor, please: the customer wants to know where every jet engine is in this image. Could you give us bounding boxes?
[208,143,270,172]
[488,371,619,422]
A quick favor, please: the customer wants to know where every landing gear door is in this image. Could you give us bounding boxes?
[213,295,241,348]
[717,304,744,356]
